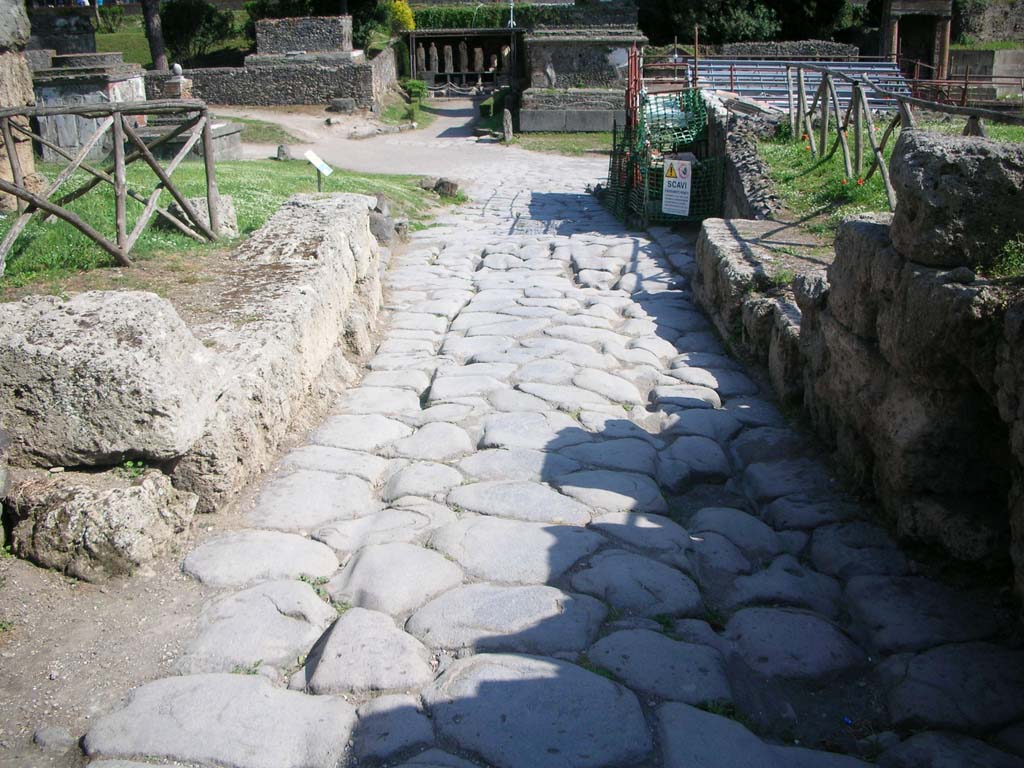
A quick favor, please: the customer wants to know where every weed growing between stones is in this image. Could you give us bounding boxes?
[986,234,1024,279]
[230,659,262,675]
[300,574,331,603]
[576,653,619,682]
[116,459,147,480]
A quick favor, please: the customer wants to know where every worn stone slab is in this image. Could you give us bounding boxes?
[658,702,782,768]
[408,583,605,654]
[362,369,433,393]
[342,386,422,415]
[772,746,873,767]
[514,359,578,385]
[327,543,463,616]
[571,549,702,618]
[742,460,836,502]
[811,523,910,579]
[430,516,603,584]
[518,382,610,411]
[879,732,1024,768]
[382,462,463,502]
[589,511,691,555]
[588,629,732,704]
[311,414,414,451]
[763,495,860,530]
[885,642,1024,733]
[423,654,652,768]
[722,555,842,618]
[557,470,667,514]
[448,481,592,525]
[182,531,339,588]
[315,504,456,556]
[689,531,754,576]
[729,427,809,469]
[457,448,581,483]
[395,748,481,768]
[572,369,644,404]
[429,375,508,402]
[83,674,356,768]
[248,470,380,531]
[846,575,1002,653]
[652,384,722,410]
[354,694,435,762]
[669,367,758,397]
[688,507,782,562]
[481,411,593,451]
[663,409,743,442]
[304,608,433,694]
[657,436,732,488]
[279,446,392,485]
[392,422,475,462]
[562,438,659,477]
[726,608,865,680]
[177,580,337,674]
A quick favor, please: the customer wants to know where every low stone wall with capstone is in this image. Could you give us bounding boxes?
[696,129,1024,596]
[0,193,386,579]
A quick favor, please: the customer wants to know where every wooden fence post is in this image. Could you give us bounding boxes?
[853,83,864,176]
[200,108,222,238]
[786,66,797,137]
[112,111,128,257]
[819,73,830,160]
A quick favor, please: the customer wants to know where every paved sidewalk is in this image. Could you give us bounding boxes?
[81,124,1024,768]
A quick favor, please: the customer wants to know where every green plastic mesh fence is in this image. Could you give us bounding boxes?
[604,89,721,226]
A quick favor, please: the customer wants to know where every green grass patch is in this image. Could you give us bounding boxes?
[917,119,1024,144]
[985,233,1024,278]
[96,10,252,69]
[380,98,438,130]
[216,114,301,144]
[511,132,614,157]
[951,39,1024,50]
[0,159,435,291]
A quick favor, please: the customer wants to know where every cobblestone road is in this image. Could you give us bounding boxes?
[81,123,1024,768]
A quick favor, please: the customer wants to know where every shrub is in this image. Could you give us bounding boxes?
[391,0,415,31]
[401,78,428,102]
[161,0,235,66]
[97,5,125,33]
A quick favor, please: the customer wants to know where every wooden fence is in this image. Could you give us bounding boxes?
[0,99,223,277]
[785,64,1024,210]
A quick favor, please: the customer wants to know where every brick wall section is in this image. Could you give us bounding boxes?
[144,48,397,110]
[255,16,352,54]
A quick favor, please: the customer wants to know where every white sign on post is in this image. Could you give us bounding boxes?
[304,150,333,176]
[662,153,695,216]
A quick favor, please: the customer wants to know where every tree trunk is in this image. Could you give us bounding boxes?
[340,0,349,14]
[141,0,169,71]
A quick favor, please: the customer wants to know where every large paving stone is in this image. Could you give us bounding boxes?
[177,580,337,674]
[658,702,782,768]
[407,583,605,654]
[422,654,652,768]
[514,359,578,385]
[729,426,809,469]
[429,375,508,402]
[688,507,782,562]
[763,494,860,530]
[772,746,873,767]
[518,382,610,411]
[382,462,463,502]
[880,732,1024,768]
[589,511,691,556]
[572,369,644,404]
[448,481,592,525]
[663,408,743,442]
[430,516,603,584]
[392,422,475,462]
[741,460,836,502]
[885,642,1024,733]
[182,531,339,588]
[83,674,356,768]
[314,504,457,557]
[304,608,433,694]
[327,543,463,616]
[588,629,732,705]
[247,470,379,531]
[725,608,865,680]
[481,411,593,451]
[457,448,581,483]
[354,694,435,762]
[280,445,392,484]
[394,749,480,768]
[656,434,732,489]
[556,470,667,514]
[689,531,753,576]
[343,386,422,415]
[722,555,842,618]
[570,549,702,617]
[562,438,659,476]
[846,575,1003,653]
[811,522,909,579]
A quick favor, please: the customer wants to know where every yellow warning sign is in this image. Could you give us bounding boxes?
[665,163,677,179]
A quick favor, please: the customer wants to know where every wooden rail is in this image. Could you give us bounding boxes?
[0,99,223,276]
[784,63,1024,211]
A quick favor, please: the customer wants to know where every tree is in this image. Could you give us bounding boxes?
[140,0,169,71]
[162,0,235,66]
[639,0,780,45]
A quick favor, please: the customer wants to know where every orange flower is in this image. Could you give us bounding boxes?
[801,133,808,140]
[841,178,848,185]
[805,145,811,151]
[856,178,864,186]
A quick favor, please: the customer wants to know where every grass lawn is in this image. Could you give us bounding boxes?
[511,132,614,156]
[96,11,253,69]
[951,40,1024,50]
[215,115,302,145]
[0,160,436,295]
[380,96,439,130]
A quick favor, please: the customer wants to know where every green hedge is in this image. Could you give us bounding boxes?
[412,4,565,29]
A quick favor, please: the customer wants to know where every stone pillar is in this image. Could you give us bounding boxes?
[443,44,453,74]
[429,42,438,72]
[881,16,899,61]
[473,47,484,72]
[416,43,426,74]
[490,53,499,71]
[500,45,511,71]
[161,66,193,100]
[935,16,952,79]
[0,0,43,214]
[458,41,468,73]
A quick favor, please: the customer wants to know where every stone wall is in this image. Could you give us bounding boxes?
[949,49,1024,98]
[27,7,95,55]
[145,48,397,110]
[705,94,780,220]
[255,15,352,54]
[958,0,1024,42]
[519,87,625,131]
[526,35,636,89]
[796,132,1024,593]
[719,39,860,58]
[1,193,386,576]
[0,0,42,213]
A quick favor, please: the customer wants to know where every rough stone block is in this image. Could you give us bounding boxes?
[519,109,568,132]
